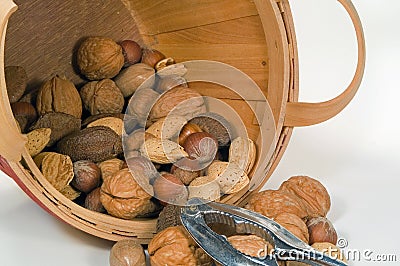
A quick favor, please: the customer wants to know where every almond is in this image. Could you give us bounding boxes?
[25,128,51,156]
[140,138,188,164]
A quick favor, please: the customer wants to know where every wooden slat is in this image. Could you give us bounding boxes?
[127,0,259,35]
[152,43,268,93]
[143,16,267,45]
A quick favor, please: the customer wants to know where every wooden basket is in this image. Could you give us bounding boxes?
[0,0,365,243]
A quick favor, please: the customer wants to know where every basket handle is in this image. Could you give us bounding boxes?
[284,0,365,127]
[0,1,27,163]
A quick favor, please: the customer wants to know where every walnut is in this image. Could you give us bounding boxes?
[245,190,307,219]
[80,79,124,115]
[34,152,80,200]
[148,226,212,266]
[227,235,273,258]
[36,75,82,118]
[279,176,331,218]
[77,36,124,80]
[274,213,309,243]
[100,168,154,219]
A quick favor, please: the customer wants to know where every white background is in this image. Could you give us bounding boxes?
[1,0,399,265]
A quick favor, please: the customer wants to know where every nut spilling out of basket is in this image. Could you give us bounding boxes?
[7,36,259,220]
[151,175,346,265]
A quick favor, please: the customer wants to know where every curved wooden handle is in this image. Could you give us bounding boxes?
[284,0,365,127]
[0,1,27,163]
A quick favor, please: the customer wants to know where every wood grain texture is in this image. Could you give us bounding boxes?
[5,0,143,90]
[125,0,259,35]
[0,0,26,163]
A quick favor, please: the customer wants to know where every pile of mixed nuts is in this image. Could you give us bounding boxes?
[6,36,346,265]
[7,36,256,219]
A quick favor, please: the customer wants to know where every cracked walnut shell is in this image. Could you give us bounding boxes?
[245,190,307,219]
[279,176,331,218]
[100,168,154,219]
[148,226,212,266]
[77,36,124,80]
[227,235,273,258]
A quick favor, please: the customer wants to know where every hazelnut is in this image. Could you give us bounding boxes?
[153,173,188,205]
[120,40,142,67]
[11,102,37,132]
[71,160,101,193]
[307,217,338,245]
[182,132,218,170]
[110,239,146,266]
[178,123,203,146]
[84,187,105,213]
[280,176,331,218]
[275,213,309,243]
[141,48,166,68]
[77,36,124,80]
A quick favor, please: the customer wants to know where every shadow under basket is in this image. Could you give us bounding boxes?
[0,0,365,243]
